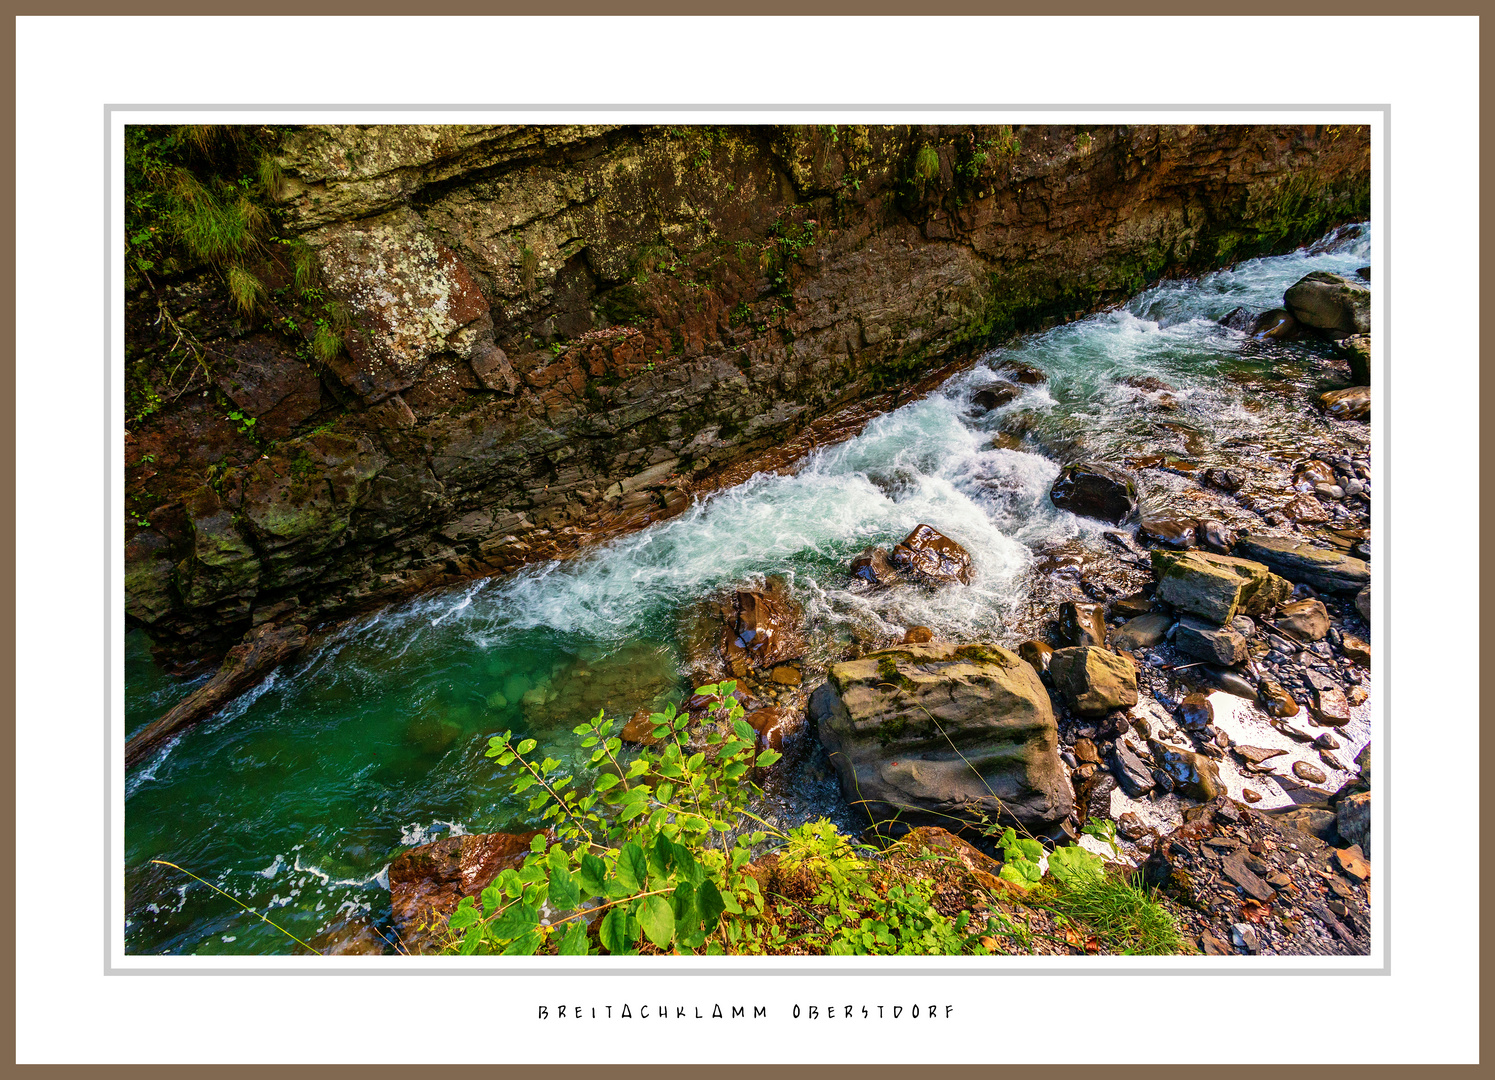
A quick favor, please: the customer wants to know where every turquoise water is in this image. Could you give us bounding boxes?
[125,224,1370,954]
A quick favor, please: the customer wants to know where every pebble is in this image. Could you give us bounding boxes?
[1242,788,1262,803]
[1292,761,1328,784]
[1313,732,1340,750]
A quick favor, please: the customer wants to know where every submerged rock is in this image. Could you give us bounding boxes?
[1320,386,1370,421]
[1176,693,1214,731]
[1284,272,1370,338]
[811,642,1073,834]
[850,546,898,587]
[1049,646,1139,716]
[1258,676,1301,718]
[994,359,1047,384]
[972,383,1021,410]
[1250,308,1301,340]
[1018,639,1054,678]
[1138,514,1197,549]
[722,580,804,675]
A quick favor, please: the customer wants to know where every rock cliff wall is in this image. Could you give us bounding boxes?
[124,123,1370,660]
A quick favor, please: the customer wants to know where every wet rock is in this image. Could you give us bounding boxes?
[1235,535,1370,594]
[1073,737,1101,765]
[1175,617,1248,666]
[1355,743,1371,784]
[1198,520,1234,553]
[994,359,1047,385]
[1058,601,1108,648]
[771,665,802,686]
[1346,686,1368,707]
[1337,335,1371,385]
[1293,460,1337,492]
[1080,771,1119,821]
[1221,850,1276,902]
[1201,467,1246,493]
[1049,647,1139,716]
[1138,514,1197,549]
[1337,791,1370,850]
[1276,807,1339,843]
[1018,640,1054,678]
[1319,749,1346,772]
[1176,694,1214,731]
[1293,761,1328,784]
[1242,788,1262,803]
[1355,584,1371,622]
[1151,550,1248,624]
[1049,462,1138,525]
[1108,592,1154,619]
[745,705,800,751]
[850,546,898,587]
[1313,732,1341,751]
[1147,738,1221,801]
[1334,845,1371,881]
[300,915,389,956]
[1284,494,1332,525]
[1309,684,1352,727]
[889,524,974,587]
[621,707,664,746]
[972,384,1021,410]
[1275,599,1330,642]
[1111,612,1171,651]
[722,581,804,675]
[1111,741,1155,797]
[812,642,1073,834]
[1256,677,1300,718]
[1206,667,1259,700]
[389,830,545,953]
[1250,308,1301,340]
[1320,386,1370,422]
[1284,271,1370,338]
[1117,811,1149,841]
[902,626,935,645]
[1234,745,1287,766]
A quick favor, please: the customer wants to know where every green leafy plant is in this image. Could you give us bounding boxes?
[225,410,257,436]
[914,145,941,181]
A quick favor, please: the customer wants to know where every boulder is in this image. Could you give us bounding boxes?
[972,384,1020,410]
[1275,807,1339,843]
[1138,514,1197,549]
[811,642,1072,834]
[722,580,804,676]
[1250,308,1301,340]
[1355,743,1371,784]
[1152,548,1282,624]
[888,524,974,586]
[1111,612,1172,651]
[1049,647,1139,716]
[850,546,898,587]
[1309,684,1352,727]
[1337,791,1370,850]
[388,830,544,953]
[1058,601,1107,648]
[1335,334,1371,384]
[994,359,1047,384]
[1320,386,1370,422]
[1284,272,1370,338]
[1234,535,1370,594]
[1147,738,1222,801]
[1049,462,1138,524]
[1175,617,1248,666]
[1356,584,1371,622]
[1275,599,1331,642]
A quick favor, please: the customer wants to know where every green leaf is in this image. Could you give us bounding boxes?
[549,863,582,911]
[448,895,480,930]
[459,924,484,955]
[732,718,756,741]
[617,842,647,891]
[558,920,590,955]
[655,782,675,805]
[480,884,503,916]
[649,833,676,879]
[755,748,782,768]
[636,894,676,950]
[595,773,622,792]
[577,853,607,897]
[600,908,637,955]
[1047,844,1106,886]
[696,879,726,932]
[671,840,703,886]
[516,738,538,755]
[502,931,542,956]
[492,902,538,938]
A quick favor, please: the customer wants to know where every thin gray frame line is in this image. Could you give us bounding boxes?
[106,106,1389,977]
[108,102,1390,112]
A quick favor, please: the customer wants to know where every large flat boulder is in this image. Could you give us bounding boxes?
[1152,548,1291,623]
[811,642,1072,835]
[1234,535,1370,594]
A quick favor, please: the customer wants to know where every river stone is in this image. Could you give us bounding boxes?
[722,581,804,675]
[1293,761,1328,784]
[1058,601,1107,647]
[1111,612,1171,651]
[972,383,1020,410]
[1250,307,1301,340]
[1151,550,1247,624]
[1355,743,1371,784]
[1112,741,1155,797]
[1049,462,1138,525]
[1276,598,1331,642]
[1147,738,1221,802]
[1284,271,1370,338]
[1356,584,1371,622]
[902,626,935,644]
[1138,514,1197,549]
[1049,647,1139,716]
[1320,386,1370,422]
[1199,519,1234,553]
[1310,684,1352,727]
[1235,745,1287,766]
[1275,807,1339,843]
[1175,617,1248,666]
[1258,676,1301,718]
[1337,334,1371,384]
[1338,791,1370,850]
[1294,459,1337,492]
[850,546,897,587]
[811,642,1073,833]
[889,524,974,586]
[1018,639,1054,678]
[1202,467,1246,493]
[995,359,1047,384]
[1176,693,1213,731]
[1234,535,1370,594]
[1073,737,1101,765]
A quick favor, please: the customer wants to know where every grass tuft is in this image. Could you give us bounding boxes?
[226,264,265,315]
[1041,871,1187,955]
